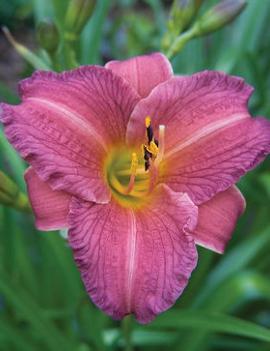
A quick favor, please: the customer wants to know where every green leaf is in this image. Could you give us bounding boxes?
[149,310,270,343]
[0,270,77,351]
[0,318,37,351]
[0,128,26,190]
[215,0,270,72]
[193,226,270,307]
[81,0,111,64]
[2,26,50,70]
[0,82,19,104]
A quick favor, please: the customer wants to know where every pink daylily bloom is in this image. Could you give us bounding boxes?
[1,53,270,323]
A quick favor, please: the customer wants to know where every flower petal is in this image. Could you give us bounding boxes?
[127,71,270,204]
[163,116,270,204]
[194,186,246,254]
[68,185,198,324]
[25,167,71,231]
[127,71,253,147]
[1,66,140,203]
[105,53,173,98]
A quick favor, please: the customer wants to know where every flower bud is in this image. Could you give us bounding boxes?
[162,0,204,51]
[194,0,246,36]
[0,171,21,200]
[65,0,96,39]
[0,171,31,212]
[37,19,60,54]
[170,0,204,33]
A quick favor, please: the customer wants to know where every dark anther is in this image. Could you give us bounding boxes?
[145,159,150,171]
[146,125,153,144]
[143,146,152,171]
[144,146,152,160]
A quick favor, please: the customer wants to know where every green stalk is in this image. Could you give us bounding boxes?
[63,38,78,69]
[165,26,197,59]
[122,315,133,351]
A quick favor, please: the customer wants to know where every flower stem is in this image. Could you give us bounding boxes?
[63,39,78,69]
[165,25,197,59]
[122,315,133,351]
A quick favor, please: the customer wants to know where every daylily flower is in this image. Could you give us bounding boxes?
[1,53,270,324]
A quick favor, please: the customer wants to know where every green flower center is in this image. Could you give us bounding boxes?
[104,146,151,209]
[104,117,165,209]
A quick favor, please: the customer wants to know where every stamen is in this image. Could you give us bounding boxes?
[155,125,165,165]
[145,116,151,128]
[110,174,127,194]
[143,117,164,171]
[116,167,145,176]
[110,120,165,202]
[130,152,138,174]
[145,116,153,143]
[125,152,138,194]
[149,141,159,158]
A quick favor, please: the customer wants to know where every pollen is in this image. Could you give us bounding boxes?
[143,115,164,170]
[149,141,159,157]
[104,118,166,209]
[145,116,151,128]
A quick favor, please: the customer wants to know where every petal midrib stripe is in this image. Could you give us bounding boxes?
[126,210,137,313]
[27,97,108,151]
[166,113,249,158]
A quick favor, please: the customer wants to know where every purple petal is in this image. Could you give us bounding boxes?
[68,184,198,324]
[105,53,173,98]
[163,116,270,204]
[194,186,246,253]
[1,66,140,203]
[127,71,270,204]
[25,167,71,230]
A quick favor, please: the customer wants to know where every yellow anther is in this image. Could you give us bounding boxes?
[130,152,138,175]
[145,116,151,128]
[149,141,159,158]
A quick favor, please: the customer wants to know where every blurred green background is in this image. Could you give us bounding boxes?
[0,0,270,350]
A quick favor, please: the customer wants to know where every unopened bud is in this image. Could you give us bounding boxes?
[194,0,246,36]
[0,171,31,212]
[162,0,203,51]
[0,171,21,200]
[65,0,96,39]
[37,19,60,54]
[170,0,203,33]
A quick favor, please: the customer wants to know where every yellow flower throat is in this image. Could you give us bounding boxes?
[104,117,165,209]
